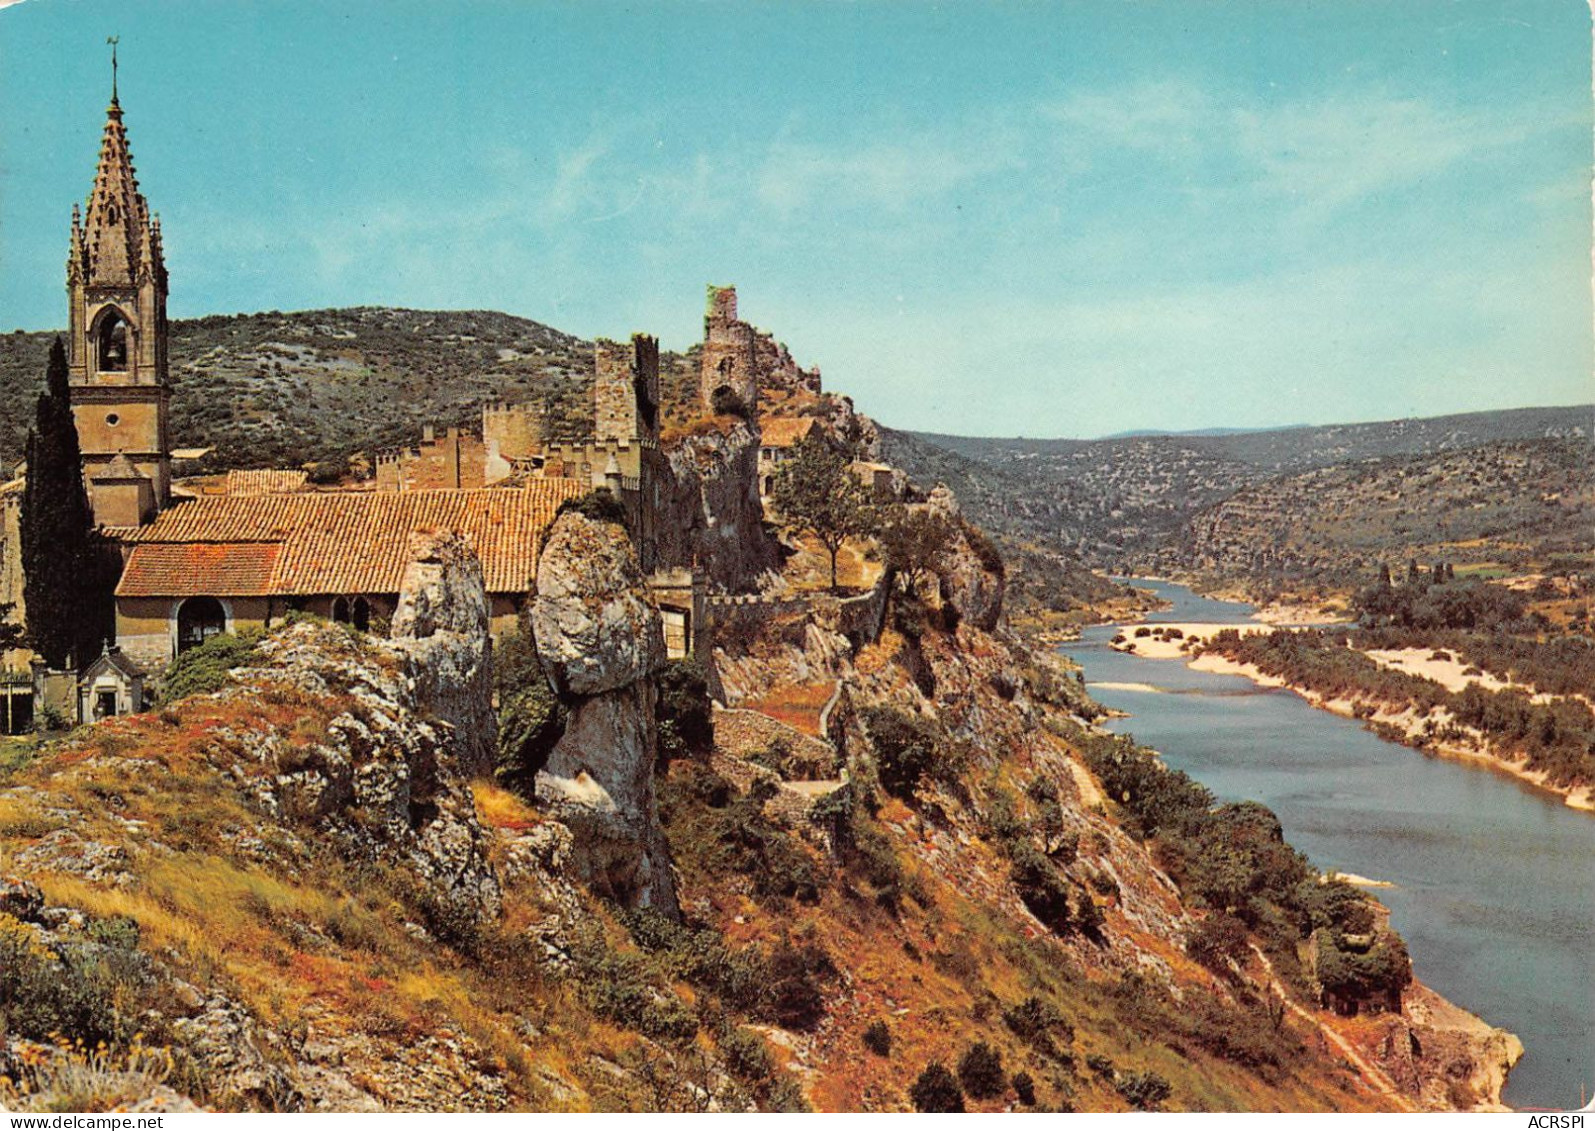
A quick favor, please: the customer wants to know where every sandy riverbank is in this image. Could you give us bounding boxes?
[1108,621,1272,659]
[1187,652,1595,814]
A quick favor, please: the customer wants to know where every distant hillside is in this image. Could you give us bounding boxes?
[1183,437,1595,588]
[0,309,683,473]
[892,406,1593,572]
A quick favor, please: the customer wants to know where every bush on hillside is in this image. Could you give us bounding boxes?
[1011,1070,1037,1106]
[656,658,713,765]
[159,629,264,704]
[862,706,945,801]
[909,1063,965,1112]
[956,1041,1006,1100]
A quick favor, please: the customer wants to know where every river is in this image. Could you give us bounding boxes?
[1059,579,1594,1110]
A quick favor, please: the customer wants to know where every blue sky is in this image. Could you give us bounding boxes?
[1,0,1589,437]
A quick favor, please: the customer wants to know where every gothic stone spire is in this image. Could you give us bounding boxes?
[78,96,162,289]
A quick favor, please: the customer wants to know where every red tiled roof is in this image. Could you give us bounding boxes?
[116,481,586,597]
[118,542,281,597]
[759,417,817,448]
[225,469,308,495]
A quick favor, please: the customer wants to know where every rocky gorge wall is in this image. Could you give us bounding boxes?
[656,419,779,593]
[531,510,679,915]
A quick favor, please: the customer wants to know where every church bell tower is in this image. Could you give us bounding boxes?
[65,57,171,524]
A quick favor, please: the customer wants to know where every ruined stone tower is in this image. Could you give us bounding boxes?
[699,285,757,417]
[596,334,660,445]
[65,87,171,523]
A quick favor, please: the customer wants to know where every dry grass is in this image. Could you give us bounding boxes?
[740,682,836,738]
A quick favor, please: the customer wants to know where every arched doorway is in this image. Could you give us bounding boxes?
[97,310,130,372]
[176,597,226,654]
[352,597,370,633]
[331,597,351,624]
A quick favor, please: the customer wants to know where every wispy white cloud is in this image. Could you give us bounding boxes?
[1232,93,1559,220]
[754,131,1013,216]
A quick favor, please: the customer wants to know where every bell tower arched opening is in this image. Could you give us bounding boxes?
[97,309,130,372]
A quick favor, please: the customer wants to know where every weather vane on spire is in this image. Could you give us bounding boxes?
[107,35,119,102]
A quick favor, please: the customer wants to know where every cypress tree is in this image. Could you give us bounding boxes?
[20,337,103,670]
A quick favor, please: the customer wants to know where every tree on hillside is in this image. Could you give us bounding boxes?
[20,338,105,669]
[877,505,953,596]
[770,435,874,593]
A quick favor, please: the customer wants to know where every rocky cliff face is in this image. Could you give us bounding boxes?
[658,420,780,592]
[235,621,504,935]
[694,519,1519,1113]
[532,510,679,915]
[389,529,496,778]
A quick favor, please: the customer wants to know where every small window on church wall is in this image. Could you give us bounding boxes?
[98,312,129,372]
[106,413,120,427]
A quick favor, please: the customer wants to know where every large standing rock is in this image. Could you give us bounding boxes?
[390,529,495,778]
[531,511,679,916]
[532,513,665,696]
[656,420,780,592]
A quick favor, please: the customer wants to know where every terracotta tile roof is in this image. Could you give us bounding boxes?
[116,480,586,598]
[759,417,817,449]
[225,469,309,495]
[119,542,282,597]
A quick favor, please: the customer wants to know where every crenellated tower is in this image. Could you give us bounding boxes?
[65,82,171,523]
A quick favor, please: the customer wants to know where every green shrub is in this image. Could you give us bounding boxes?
[862,706,941,800]
[909,1062,965,1112]
[1115,1070,1172,1111]
[1315,931,1412,1015]
[1002,995,1073,1058]
[0,913,145,1047]
[578,945,698,1042]
[762,937,835,1030]
[863,1019,892,1057]
[1186,913,1250,979]
[1011,1070,1037,1107]
[656,659,714,764]
[1009,842,1074,932]
[956,1041,1006,1100]
[557,490,629,527]
[711,386,751,419]
[159,628,265,704]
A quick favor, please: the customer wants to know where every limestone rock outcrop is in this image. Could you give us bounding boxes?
[532,513,665,696]
[390,529,496,777]
[240,622,503,935]
[939,525,1006,631]
[532,510,679,916]
[658,420,780,592]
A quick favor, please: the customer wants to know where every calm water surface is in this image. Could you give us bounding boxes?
[1060,579,1594,1110]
